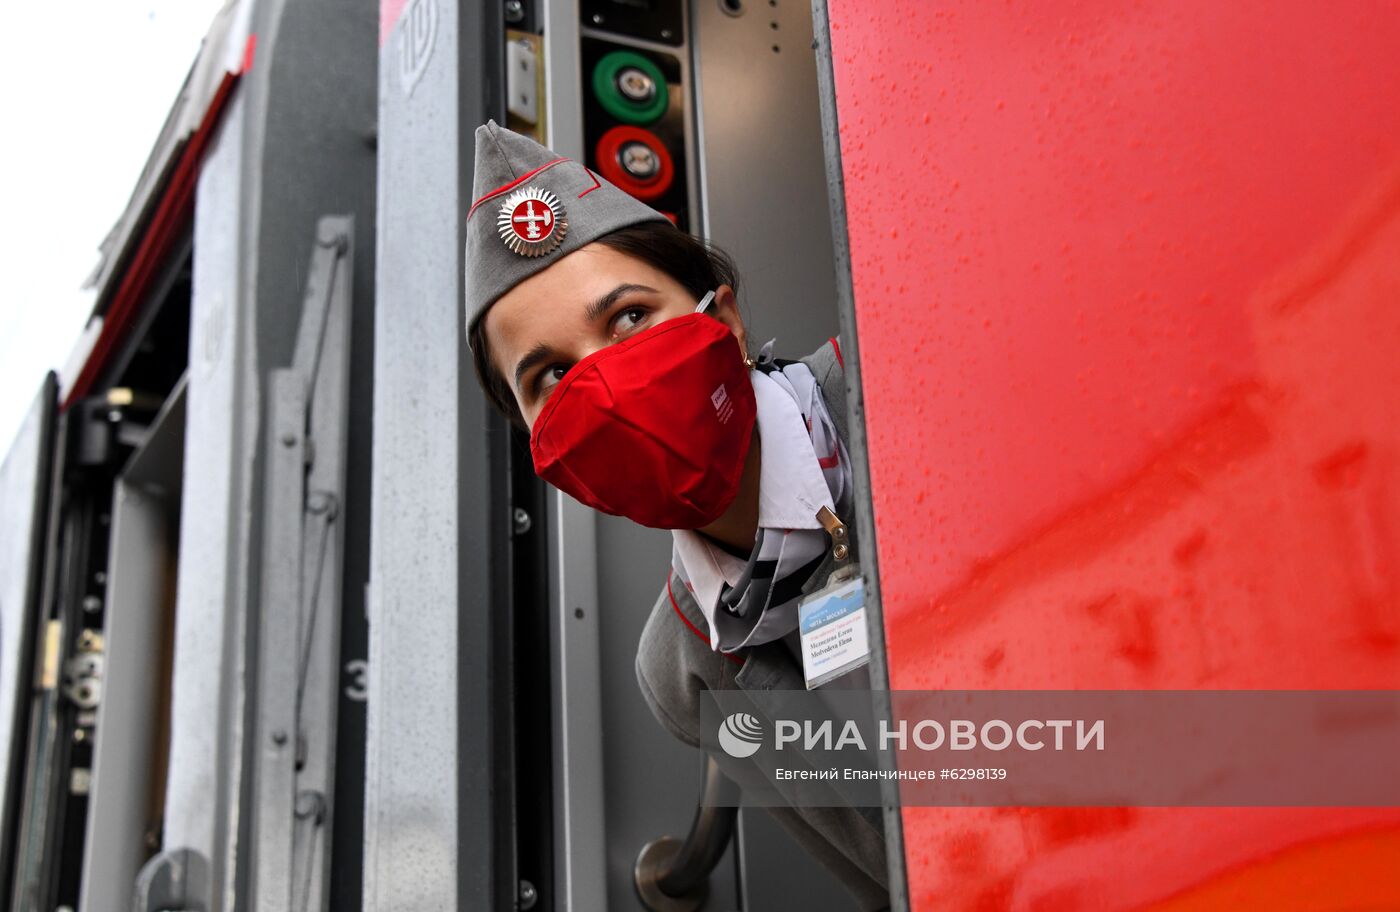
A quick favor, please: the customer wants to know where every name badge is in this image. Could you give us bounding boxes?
[798,572,871,689]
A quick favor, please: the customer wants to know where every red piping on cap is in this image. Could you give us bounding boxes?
[578,167,602,198]
[467,157,569,220]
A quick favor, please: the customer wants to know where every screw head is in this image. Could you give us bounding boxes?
[618,141,660,179]
[616,67,656,103]
[512,508,532,536]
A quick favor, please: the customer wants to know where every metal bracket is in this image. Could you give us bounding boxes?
[250,216,354,912]
[633,755,739,911]
[132,846,210,912]
[61,630,106,709]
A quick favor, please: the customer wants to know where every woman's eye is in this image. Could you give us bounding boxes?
[537,365,568,394]
[610,306,648,338]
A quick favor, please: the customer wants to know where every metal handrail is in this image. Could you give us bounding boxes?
[634,754,740,911]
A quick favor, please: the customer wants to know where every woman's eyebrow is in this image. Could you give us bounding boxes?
[514,284,661,392]
[583,283,657,323]
[513,342,554,393]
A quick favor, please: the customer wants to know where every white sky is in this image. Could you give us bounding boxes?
[0,0,228,460]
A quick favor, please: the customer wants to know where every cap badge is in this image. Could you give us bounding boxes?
[497,186,568,257]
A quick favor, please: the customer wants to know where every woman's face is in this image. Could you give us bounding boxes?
[484,241,746,429]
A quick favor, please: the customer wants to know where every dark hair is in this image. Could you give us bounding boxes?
[470,219,741,429]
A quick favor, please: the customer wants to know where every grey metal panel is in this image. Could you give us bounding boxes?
[735,807,861,912]
[165,84,256,909]
[249,217,354,912]
[367,0,503,908]
[289,220,355,912]
[543,0,585,154]
[0,374,57,902]
[691,0,840,356]
[80,377,186,912]
[593,513,743,911]
[810,0,907,907]
[239,1,378,908]
[546,494,610,911]
[252,368,306,912]
[540,2,617,908]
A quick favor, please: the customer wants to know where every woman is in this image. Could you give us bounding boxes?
[464,120,889,911]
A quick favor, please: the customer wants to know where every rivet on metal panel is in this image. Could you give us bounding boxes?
[62,653,104,709]
[295,790,325,823]
[316,230,349,255]
[308,490,339,518]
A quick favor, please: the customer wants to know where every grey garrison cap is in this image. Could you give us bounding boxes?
[464,120,670,340]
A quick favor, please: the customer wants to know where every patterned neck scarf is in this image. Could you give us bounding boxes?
[671,341,853,653]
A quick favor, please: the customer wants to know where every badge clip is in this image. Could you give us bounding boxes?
[815,506,850,563]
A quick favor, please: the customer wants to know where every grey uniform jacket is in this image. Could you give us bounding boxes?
[634,340,891,912]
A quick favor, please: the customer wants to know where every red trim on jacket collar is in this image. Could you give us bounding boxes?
[667,574,745,666]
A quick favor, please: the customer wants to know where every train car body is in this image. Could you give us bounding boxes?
[0,0,1396,910]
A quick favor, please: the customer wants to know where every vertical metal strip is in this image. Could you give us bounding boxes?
[540,1,610,908]
[546,492,610,911]
[369,0,508,907]
[0,374,58,907]
[542,0,584,155]
[808,0,910,907]
[252,369,306,912]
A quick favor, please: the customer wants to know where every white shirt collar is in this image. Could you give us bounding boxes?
[670,367,835,617]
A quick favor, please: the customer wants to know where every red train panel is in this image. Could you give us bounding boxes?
[824,2,1400,908]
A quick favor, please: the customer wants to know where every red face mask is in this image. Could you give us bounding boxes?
[529,311,757,529]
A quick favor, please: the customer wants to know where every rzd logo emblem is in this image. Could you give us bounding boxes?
[398,0,438,96]
[711,384,735,424]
